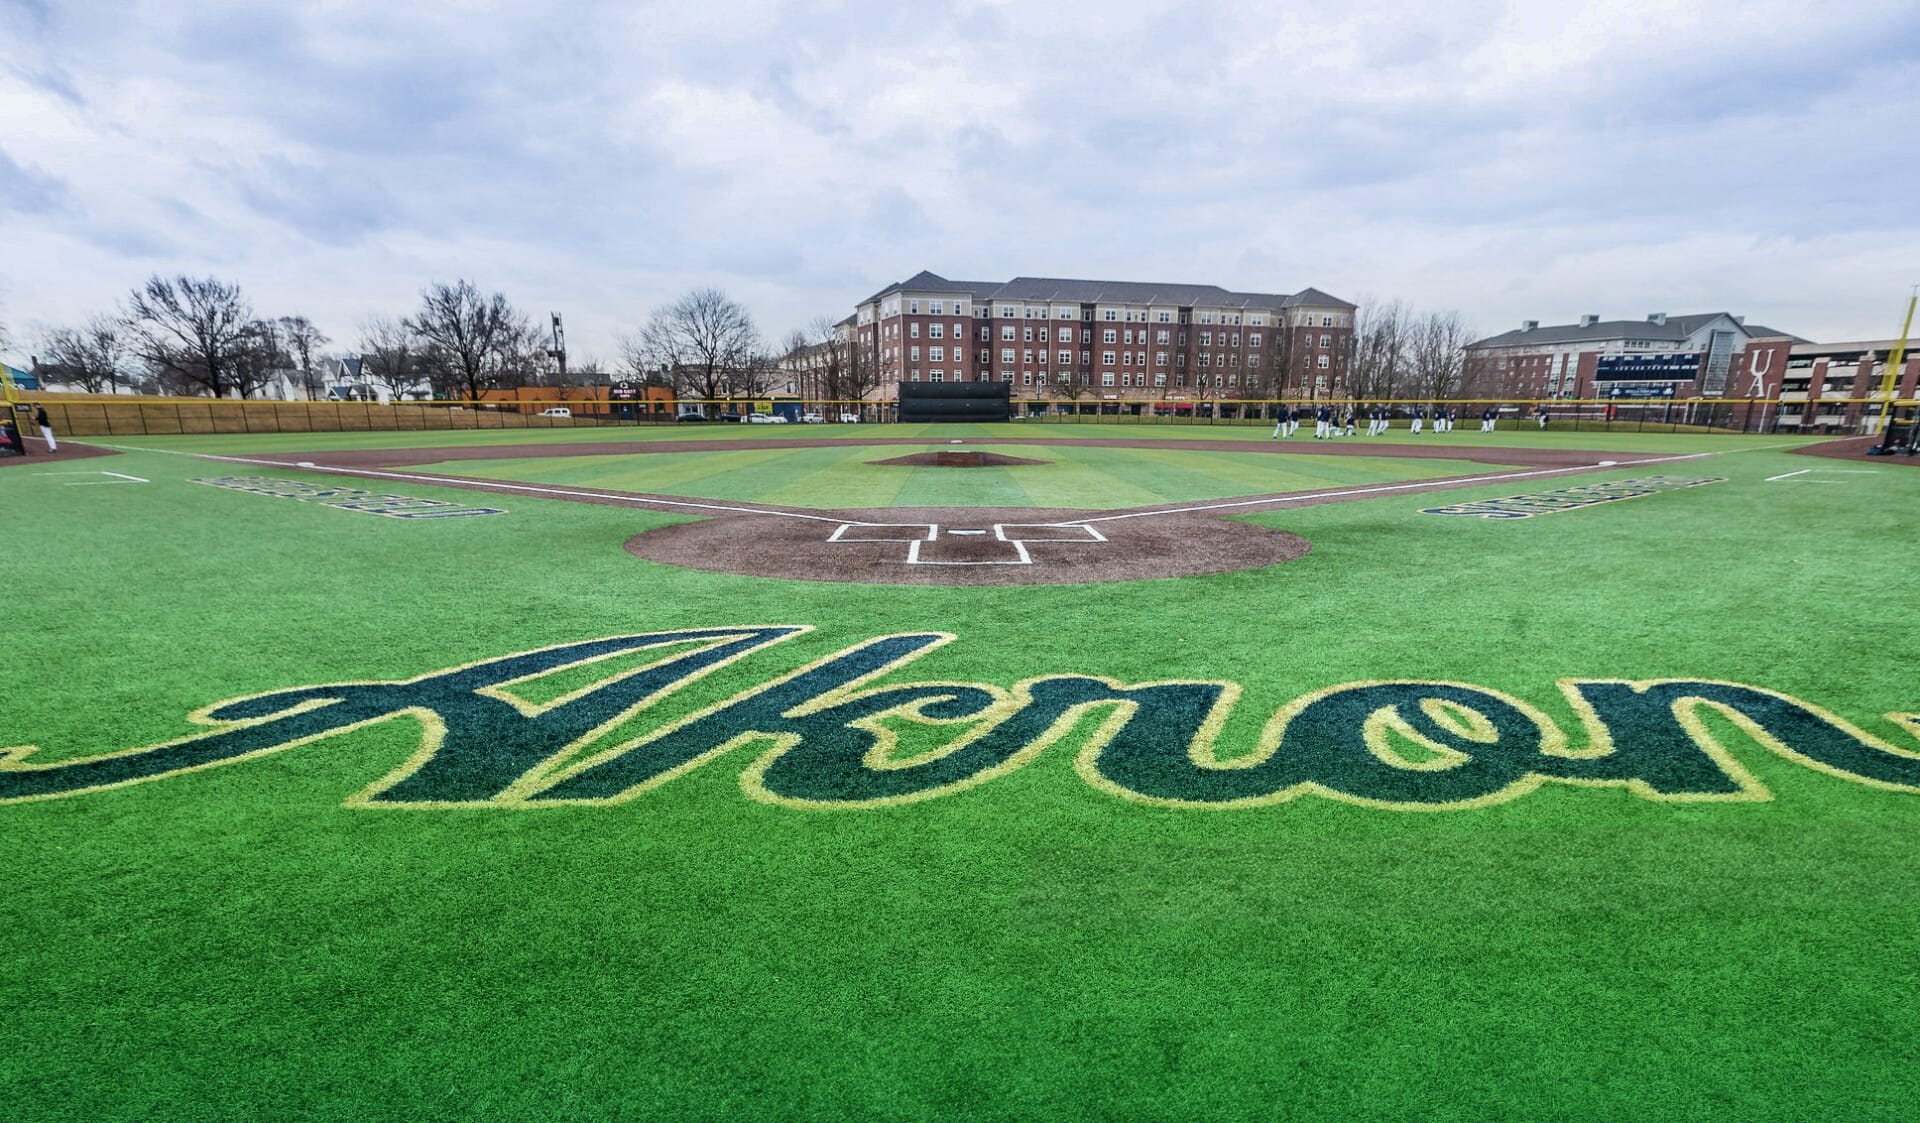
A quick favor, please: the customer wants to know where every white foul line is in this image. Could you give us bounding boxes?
[1765,469,1812,481]
[94,444,860,525]
[1059,450,1719,525]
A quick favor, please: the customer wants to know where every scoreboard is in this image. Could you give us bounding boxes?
[1594,353,1703,381]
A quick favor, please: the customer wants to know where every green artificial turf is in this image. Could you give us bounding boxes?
[404,444,1503,510]
[5,434,1917,1121]
[92,419,1821,457]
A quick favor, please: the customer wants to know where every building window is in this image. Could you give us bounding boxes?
[1321,315,1333,326]
[930,347,944,361]
[931,369,944,382]
[1317,355,1330,369]
[1104,309,1117,321]
[1250,314,1265,326]
[1102,351,1116,365]
[1038,327,1049,342]
[1058,349,1072,364]
[1025,307,1037,319]
[909,300,919,314]
[1081,350,1091,364]
[910,369,920,381]
[1022,372,1033,386]
[1156,351,1168,367]
[1158,311,1172,323]
[1036,372,1048,385]
[1102,372,1116,386]
[979,349,989,363]
[1177,354,1186,367]
[1002,349,1016,363]
[1320,334,1330,347]
[1024,350,1035,364]
[1058,308,1073,319]
[1200,332,1212,346]
[909,323,919,338]
[1249,355,1259,368]
[979,326,989,341]
[1001,305,1016,318]
[930,323,943,339]
[910,346,920,361]
[1156,330,1170,344]
[1250,333,1262,347]
[1104,328,1117,344]
[1122,352,1132,366]
[1002,326,1016,341]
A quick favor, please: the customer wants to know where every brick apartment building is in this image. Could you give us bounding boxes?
[848,271,1356,406]
[1462,312,1802,403]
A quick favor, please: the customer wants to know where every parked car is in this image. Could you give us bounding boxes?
[747,413,778,424]
[718,412,744,423]
[801,412,824,424]
[538,407,571,417]
[838,412,862,423]
[676,412,709,422]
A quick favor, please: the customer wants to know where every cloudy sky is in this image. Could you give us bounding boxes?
[2,0,1917,367]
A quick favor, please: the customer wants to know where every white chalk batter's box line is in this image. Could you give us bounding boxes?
[828,521,1109,565]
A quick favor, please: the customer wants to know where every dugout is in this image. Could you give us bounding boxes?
[1871,401,1918,456]
[898,381,1010,423]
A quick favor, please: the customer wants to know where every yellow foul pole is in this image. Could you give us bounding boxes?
[1879,287,1917,411]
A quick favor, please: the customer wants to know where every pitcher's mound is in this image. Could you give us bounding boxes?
[868,451,1051,468]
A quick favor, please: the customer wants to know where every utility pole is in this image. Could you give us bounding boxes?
[547,312,567,384]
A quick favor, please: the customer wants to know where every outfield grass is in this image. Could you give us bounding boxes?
[5,433,1917,1121]
[91,419,1824,457]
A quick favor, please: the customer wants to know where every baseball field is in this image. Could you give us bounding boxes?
[5,420,1918,1120]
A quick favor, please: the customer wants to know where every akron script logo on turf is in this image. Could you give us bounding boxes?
[193,476,505,518]
[4,627,1919,812]
[1421,475,1724,519]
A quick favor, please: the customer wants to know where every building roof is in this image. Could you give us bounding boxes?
[1468,312,1806,350]
[861,270,1353,312]
[859,270,1002,305]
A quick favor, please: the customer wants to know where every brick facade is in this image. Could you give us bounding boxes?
[854,272,1355,404]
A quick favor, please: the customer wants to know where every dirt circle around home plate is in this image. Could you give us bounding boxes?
[620,505,1313,586]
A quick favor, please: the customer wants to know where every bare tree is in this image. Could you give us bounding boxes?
[38,315,128,393]
[404,279,533,401]
[230,319,293,400]
[1347,298,1409,402]
[1408,310,1470,401]
[623,288,760,403]
[125,275,257,398]
[358,316,419,401]
[277,315,330,400]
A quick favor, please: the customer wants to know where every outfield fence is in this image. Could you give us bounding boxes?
[17,393,1920,439]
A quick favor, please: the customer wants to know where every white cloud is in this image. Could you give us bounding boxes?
[2,0,1917,366]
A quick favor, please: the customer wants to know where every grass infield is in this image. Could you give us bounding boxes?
[5,424,1917,1121]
